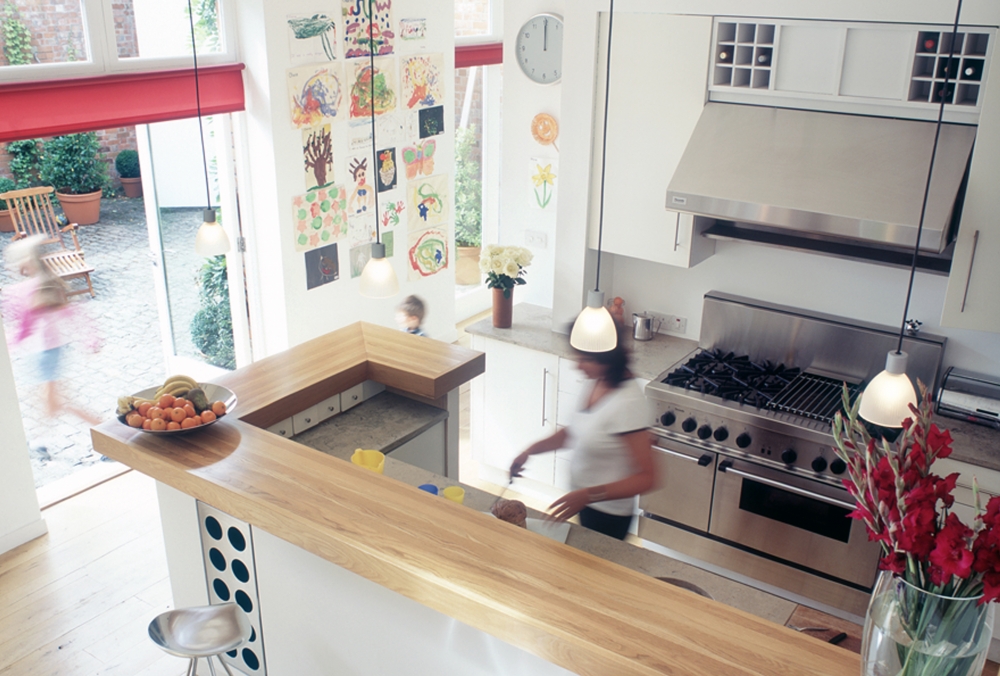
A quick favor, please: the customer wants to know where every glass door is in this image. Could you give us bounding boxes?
[136,116,250,382]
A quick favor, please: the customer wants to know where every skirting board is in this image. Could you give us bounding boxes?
[0,518,48,556]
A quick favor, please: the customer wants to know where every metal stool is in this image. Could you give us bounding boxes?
[148,602,252,676]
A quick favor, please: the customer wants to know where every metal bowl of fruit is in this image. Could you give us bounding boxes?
[117,375,237,435]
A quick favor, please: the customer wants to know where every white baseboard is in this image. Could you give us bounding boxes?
[0,518,48,556]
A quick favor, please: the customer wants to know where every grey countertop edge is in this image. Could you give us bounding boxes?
[467,304,1000,473]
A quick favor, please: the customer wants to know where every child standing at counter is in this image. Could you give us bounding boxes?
[396,295,427,337]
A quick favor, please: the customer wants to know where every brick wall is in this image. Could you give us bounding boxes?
[0,127,138,187]
[455,0,491,38]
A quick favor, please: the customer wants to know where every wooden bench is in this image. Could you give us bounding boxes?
[0,186,95,297]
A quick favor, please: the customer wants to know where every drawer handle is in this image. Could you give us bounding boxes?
[719,463,855,510]
[653,444,712,467]
[304,417,311,424]
[960,230,980,312]
[280,430,287,436]
[328,406,337,412]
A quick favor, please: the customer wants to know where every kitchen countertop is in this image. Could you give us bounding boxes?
[468,304,1000,472]
[465,302,699,381]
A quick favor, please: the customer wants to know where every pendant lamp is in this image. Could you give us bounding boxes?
[359,0,400,298]
[858,0,963,428]
[188,0,231,258]
[569,0,618,352]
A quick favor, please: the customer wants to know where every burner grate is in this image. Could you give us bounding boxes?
[766,373,860,424]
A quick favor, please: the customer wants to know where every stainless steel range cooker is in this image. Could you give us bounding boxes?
[639,292,947,616]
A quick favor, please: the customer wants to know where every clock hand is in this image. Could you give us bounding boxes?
[544,18,548,51]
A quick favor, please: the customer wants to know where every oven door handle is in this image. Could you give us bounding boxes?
[653,444,714,467]
[717,461,855,510]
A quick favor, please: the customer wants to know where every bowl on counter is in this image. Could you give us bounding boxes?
[117,383,237,435]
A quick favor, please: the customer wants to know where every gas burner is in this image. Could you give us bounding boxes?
[663,349,800,409]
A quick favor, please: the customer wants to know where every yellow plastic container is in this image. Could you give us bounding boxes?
[351,449,385,474]
[442,486,465,504]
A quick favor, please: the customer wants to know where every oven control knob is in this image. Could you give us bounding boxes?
[781,449,798,464]
[681,418,698,433]
[735,432,752,449]
[713,427,729,442]
[812,457,828,473]
[660,411,676,427]
[830,458,847,475]
[697,425,713,440]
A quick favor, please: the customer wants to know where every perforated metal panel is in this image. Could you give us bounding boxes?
[197,502,267,675]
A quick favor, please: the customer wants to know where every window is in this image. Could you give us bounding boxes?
[113,0,223,59]
[0,0,89,66]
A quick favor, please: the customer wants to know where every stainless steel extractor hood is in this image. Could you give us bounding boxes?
[666,103,977,256]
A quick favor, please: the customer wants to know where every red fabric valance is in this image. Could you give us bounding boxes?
[456,43,502,69]
[0,64,245,143]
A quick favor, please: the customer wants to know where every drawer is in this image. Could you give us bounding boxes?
[292,405,321,434]
[267,417,293,438]
[341,383,364,411]
[316,393,341,422]
[936,458,1000,496]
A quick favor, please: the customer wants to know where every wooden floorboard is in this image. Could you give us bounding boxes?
[0,471,184,675]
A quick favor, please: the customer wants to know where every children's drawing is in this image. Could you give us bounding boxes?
[348,57,396,120]
[288,64,343,128]
[305,243,340,289]
[381,199,405,229]
[293,186,349,252]
[376,147,397,192]
[382,230,394,257]
[302,124,334,190]
[343,0,394,58]
[530,159,557,210]
[401,139,435,179]
[347,156,375,215]
[399,18,426,41]
[418,105,444,138]
[287,13,337,64]
[407,173,448,226]
[350,243,371,278]
[407,227,448,280]
[401,54,444,109]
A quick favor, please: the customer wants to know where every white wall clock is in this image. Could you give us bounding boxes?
[515,13,563,85]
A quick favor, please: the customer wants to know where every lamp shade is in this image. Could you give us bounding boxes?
[858,351,919,428]
[359,243,399,298]
[570,290,618,352]
[194,209,230,257]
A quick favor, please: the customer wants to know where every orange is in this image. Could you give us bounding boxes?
[137,402,153,417]
[211,401,227,416]
[166,421,181,430]
[170,407,188,423]
[127,413,143,428]
[183,404,196,418]
[181,417,198,429]
[142,419,152,430]
[173,398,189,410]
[191,415,203,426]
[147,406,164,420]
[201,410,217,423]
[150,417,167,431]
[158,394,176,408]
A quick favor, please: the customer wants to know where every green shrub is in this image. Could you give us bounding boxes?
[454,126,482,248]
[115,149,140,178]
[39,133,108,195]
[7,139,42,189]
[0,176,15,209]
[190,255,235,370]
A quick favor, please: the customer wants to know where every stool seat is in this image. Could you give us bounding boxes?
[149,602,251,659]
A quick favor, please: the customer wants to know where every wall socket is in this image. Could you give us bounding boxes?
[525,230,548,249]
[646,311,687,335]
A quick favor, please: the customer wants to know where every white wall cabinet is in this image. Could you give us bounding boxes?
[592,12,716,269]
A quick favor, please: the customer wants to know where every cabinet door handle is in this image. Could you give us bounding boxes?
[542,368,549,426]
[673,220,681,251]
[960,230,980,313]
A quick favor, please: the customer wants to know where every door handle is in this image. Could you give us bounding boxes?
[541,368,549,426]
[960,229,980,312]
[718,463,855,510]
[653,444,713,467]
[673,220,681,252]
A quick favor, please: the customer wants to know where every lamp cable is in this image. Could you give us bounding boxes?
[186,0,212,212]
[593,0,615,293]
[368,0,381,246]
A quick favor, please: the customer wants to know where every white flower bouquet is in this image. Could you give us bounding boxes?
[478,245,533,298]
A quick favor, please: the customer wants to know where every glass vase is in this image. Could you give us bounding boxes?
[861,571,994,676]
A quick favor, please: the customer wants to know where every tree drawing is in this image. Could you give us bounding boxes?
[303,126,334,189]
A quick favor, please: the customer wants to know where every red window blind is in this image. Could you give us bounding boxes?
[456,43,502,68]
[0,64,245,143]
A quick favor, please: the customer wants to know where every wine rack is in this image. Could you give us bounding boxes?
[909,31,989,106]
[713,21,775,90]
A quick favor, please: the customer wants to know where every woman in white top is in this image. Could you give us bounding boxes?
[510,334,656,539]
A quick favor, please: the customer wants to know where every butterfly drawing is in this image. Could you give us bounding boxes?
[401,140,436,180]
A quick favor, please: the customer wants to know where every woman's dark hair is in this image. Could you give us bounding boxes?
[572,326,631,386]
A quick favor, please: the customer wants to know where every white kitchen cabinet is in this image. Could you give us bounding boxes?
[292,406,321,435]
[341,383,365,411]
[267,417,293,439]
[471,336,559,492]
[592,12,715,268]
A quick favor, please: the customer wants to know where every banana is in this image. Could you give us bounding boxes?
[162,375,198,390]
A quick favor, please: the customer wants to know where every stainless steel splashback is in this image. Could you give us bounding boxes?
[700,291,947,391]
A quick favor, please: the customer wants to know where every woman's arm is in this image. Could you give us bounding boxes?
[509,427,569,478]
[547,429,657,522]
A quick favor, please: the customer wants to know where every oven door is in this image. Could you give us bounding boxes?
[639,434,716,532]
[710,457,880,588]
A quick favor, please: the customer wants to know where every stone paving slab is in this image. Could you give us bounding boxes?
[0,196,211,487]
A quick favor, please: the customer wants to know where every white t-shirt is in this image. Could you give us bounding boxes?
[566,378,652,516]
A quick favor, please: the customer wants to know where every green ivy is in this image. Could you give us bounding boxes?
[454,125,483,248]
[190,254,235,370]
[7,138,42,188]
[2,3,33,66]
[0,176,16,209]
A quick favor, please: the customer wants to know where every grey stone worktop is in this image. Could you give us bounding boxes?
[940,416,1000,473]
[293,391,447,460]
[465,302,699,382]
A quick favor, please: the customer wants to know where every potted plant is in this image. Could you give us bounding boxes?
[115,149,142,198]
[0,177,16,233]
[39,132,108,225]
[479,245,532,328]
[454,126,483,286]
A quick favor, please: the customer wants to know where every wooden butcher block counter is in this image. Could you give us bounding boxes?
[92,321,858,676]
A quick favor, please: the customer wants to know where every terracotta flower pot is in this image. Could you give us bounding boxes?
[0,209,13,233]
[492,287,513,328]
[120,177,143,198]
[455,245,482,286]
[56,190,102,225]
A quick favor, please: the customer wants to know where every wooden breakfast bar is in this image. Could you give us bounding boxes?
[92,322,859,676]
